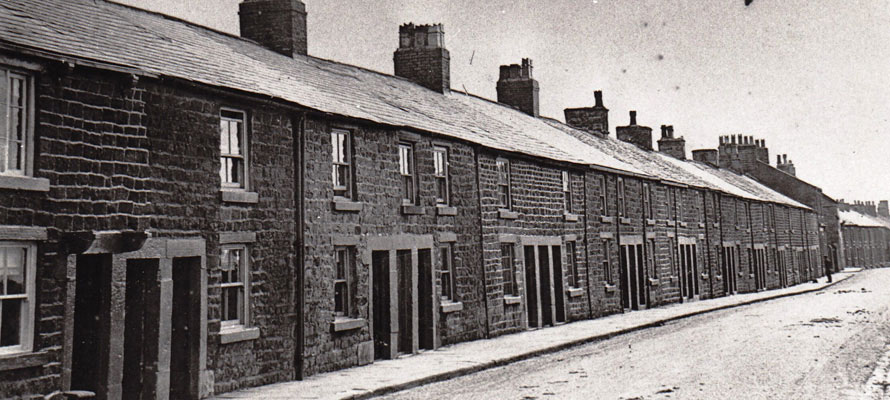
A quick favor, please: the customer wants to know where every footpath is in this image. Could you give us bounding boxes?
[216,269,859,400]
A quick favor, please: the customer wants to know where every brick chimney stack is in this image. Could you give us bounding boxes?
[658,125,686,160]
[717,134,765,173]
[239,0,308,57]
[692,149,719,167]
[879,201,889,218]
[564,90,610,136]
[777,154,796,176]
[497,58,540,117]
[394,23,451,93]
[616,111,653,151]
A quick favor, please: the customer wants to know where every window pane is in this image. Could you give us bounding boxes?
[334,281,346,314]
[230,158,242,185]
[229,121,241,156]
[5,247,24,295]
[0,299,21,347]
[223,287,240,322]
[220,120,230,154]
[336,249,346,280]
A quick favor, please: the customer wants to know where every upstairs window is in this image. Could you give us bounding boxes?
[562,171,573,213]
[598,176,608,216]
[220,110,247,189]
[0,242,35,354]
[602,240,613,284]
[617,178,626,217]
[334,247,355,317]
[433,146,450,205]
[1,69,33,176]
[331,129,353,199]
[220,245,250,329]
[496,158,512,210]
[642,183,652,219]
[399,143,417,205]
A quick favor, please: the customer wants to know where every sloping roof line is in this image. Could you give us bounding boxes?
[0,0,807,209]
[839,210,890,229]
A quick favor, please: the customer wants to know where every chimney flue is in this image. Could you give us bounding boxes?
[496,58,540,117]
[394,23,451,93]
[629,111,637,125]
[594,90,603,107]
[239,0,309,57]
[564,90,610,135]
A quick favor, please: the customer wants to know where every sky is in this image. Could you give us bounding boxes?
[113,0,890,203]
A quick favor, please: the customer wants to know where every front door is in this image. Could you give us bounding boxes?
[524,246,539,327]
[71,255,113,398]
[372,251,391,360]
[679,241,700,301]
[619,241,647,310]
[122,259,161,400]
[170,257,201,400]
[396,250,413,355]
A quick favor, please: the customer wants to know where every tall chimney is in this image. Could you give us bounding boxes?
[239,0,308,57]
[879,201,889,218]
[616,111,653,151]
[394,23,451,93]
[564,90,610,136]
[777,154,796,176]
[496,58,540,117]
[658,125,686,160]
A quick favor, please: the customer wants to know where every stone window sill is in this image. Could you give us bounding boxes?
[699,223,706,228]
[604,283,617,293]
[333,198,363,212]
[564,213,580,222]
[716,275,723,281]
[0,351,49,372]
[437,205,458,216]
[619,217,631,225]
[667,220,677,227]
[331,317,366,332]
[701,273,709,280]
[648,278,660,287]
[646,219,656,226]
[221,190,259,204]
[601,216,615,224]
[749,274,755,278]
[440,301,464,313]
[738,272,745,277]
[713,223,720,228]
[679,222,689,228]
[401,205,424,215]
[220,326,260,344]
[499,209,519,220]
[503,295,522,305]
[567,287,585,298]
[0,175,49,192]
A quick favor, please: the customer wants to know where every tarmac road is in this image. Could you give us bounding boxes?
[383,269,890,400]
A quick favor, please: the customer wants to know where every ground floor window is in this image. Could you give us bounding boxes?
[220,245,249,329]
[335,246,356,316]
[0,242,34,354]
[439,245,455,301]
[501,244,517,296]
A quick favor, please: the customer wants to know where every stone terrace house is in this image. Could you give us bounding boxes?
[0,0,834,398]
[838,201,890,268]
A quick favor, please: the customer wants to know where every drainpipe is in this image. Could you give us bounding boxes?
[294,112,306,379]
[703,191,714,299]
[473,146,491,338]
[583,173,593,320]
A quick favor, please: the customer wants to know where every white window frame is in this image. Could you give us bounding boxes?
[562,171,572,213]
[219,244,250,331]
[0,67,35,177]
[0,242,36,356]
[439,245,455,301]
[399,142,417,205]
[331,128,354,200]
[501,243,517,296]
[333,246,355,317]
[496,158,512,210]
[219,109,249,190]
[433,146,450,206]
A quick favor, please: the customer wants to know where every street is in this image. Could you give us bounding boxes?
[383,269,890,400]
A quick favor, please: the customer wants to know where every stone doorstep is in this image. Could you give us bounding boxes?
[214,272,856,400]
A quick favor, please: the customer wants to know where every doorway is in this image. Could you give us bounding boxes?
[372,251,391,360]
[71,255,113,398]
[722,245,738,295]
[122,259,160,400]
[619,241,647,310]
[170,257,201,400]
[678,241,700,301]
[417,250,434,351]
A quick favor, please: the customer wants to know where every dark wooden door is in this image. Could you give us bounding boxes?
[537,246,553,326]
[122,259,160,400]
[417,250,434,351]
[524,246,538,328]
[170,257,200,400]
[396,250,413,355]
[372,251,391,360]
[551,245,566,324]
[71,255,112,398]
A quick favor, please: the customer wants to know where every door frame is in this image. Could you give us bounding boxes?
[619,235,646,311]
[62,236,208,400]
[518,236,565,329]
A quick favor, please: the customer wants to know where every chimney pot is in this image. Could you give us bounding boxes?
[731,135,737,145]
[629,111,637,125]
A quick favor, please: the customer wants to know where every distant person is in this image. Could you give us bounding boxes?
[824,255,833,283]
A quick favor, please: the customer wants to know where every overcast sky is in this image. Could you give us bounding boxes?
[114,0,890,203]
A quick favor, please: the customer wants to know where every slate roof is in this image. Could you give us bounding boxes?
[0,0,645,173]
[0,0,808,209]
[839,210,890,229]
[543,119,809,209]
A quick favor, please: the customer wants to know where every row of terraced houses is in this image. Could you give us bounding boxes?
[0,0,887,398]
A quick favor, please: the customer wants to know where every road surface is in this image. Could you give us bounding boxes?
[384,269,890,399]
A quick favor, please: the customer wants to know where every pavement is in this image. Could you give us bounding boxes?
[215,269,859,400]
